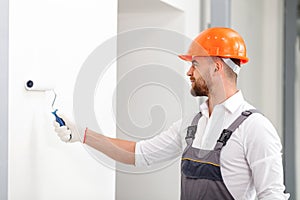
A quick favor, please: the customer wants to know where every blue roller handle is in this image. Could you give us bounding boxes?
[52,109,65,126]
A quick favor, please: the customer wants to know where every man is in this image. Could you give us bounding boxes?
[54,27,289,199]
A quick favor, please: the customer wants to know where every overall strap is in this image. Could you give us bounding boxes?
[183,112,202,153]
[215,109,260,150]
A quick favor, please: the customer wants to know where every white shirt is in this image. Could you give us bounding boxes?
[135,91,289,199]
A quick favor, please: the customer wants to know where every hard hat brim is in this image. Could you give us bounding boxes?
[179,54,249,64]
[178,54,192,61]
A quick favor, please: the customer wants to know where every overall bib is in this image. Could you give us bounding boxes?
[181,110,258,200]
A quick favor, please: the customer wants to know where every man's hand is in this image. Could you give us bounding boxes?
[53,113,85,143]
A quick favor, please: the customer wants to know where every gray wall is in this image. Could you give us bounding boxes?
[232,0,284,136]
[116,0,199,199]
[296,36,300,200]
[0,0,9,199]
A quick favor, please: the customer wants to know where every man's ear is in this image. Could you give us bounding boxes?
[214,59,223,72]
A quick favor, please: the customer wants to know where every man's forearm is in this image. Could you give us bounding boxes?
[84,129,136,165]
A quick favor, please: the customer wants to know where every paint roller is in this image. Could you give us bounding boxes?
[25,79,66,126]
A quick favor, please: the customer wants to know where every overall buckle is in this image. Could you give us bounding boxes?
[185,126,197,140]
[242,110,252,116]
[217,129,233,146]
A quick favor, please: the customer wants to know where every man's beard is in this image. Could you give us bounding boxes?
[190,77,209,97]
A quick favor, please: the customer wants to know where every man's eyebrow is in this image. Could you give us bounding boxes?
[191,60,199,66]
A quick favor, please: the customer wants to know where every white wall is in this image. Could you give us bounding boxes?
[9,0,117,199]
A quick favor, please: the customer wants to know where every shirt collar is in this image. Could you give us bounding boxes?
[222,90,245,113]
[199,91,245,115]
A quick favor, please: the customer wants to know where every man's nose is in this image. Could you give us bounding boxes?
[186,66,194,76]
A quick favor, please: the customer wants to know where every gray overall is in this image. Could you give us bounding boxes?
[181,109,258,200]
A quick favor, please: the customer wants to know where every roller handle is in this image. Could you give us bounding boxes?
[52,109,65,126]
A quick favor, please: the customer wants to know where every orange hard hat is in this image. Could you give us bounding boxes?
[179,27,249,64]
